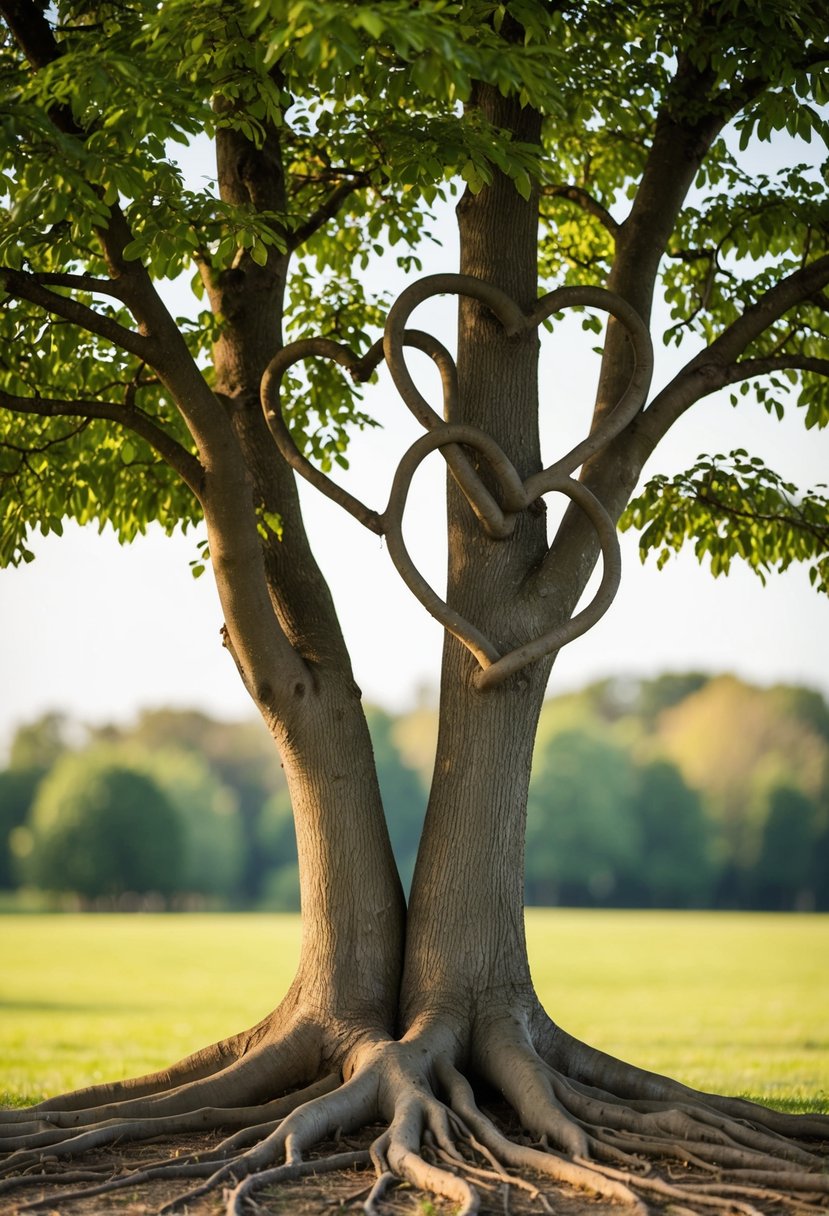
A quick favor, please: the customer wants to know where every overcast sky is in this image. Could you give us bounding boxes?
[1,159,827,756]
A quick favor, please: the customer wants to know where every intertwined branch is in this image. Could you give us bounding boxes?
[260,273,653,689]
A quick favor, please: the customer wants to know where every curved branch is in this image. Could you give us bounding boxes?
[1,270,153,361]
[385,275,653,479]
[382,424,622,690]
[260,328,522,540]
[0,389,204,494]
[542,185,620,239]
[260,337,386,535]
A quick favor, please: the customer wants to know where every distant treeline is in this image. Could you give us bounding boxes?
[1,672,827,911]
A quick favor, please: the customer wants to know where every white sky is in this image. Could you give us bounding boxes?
[1,148,827,756]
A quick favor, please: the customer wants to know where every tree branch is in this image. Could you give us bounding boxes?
[288,174,371,250]
[693,487,829,547]
[1,269,154,359]
[0,417,90,455]
[541,185,620,238]
[0,388,204,494]
[22,271,129,300]
[0,0,202,348]
[724,354,829,382]
[0,0,79,135]
[642,254,829,446]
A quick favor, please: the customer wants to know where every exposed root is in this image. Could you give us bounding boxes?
[2,1010,827,1216]
[0,1022,323,1142]
[0,1017,271,1120]
[544,1022,829,1142]
[223,1149,371,1216]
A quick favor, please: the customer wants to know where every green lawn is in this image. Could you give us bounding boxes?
[1,910,827,1112]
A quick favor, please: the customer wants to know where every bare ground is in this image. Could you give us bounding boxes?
[5,1105,827,1216]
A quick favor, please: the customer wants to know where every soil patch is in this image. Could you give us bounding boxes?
[6,1119,821,1216]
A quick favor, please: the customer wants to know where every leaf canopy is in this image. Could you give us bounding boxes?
[0,0,827,585]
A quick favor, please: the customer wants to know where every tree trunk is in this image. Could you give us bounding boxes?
[198,122,407,1050]
[403,86,551,1037]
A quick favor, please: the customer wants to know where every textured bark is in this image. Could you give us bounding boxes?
[403,85,550,1033]
[201,121,406,1039]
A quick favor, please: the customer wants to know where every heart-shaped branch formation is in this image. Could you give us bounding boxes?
[260,274,653,690]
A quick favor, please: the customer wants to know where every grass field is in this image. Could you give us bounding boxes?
[1,910,827,1112]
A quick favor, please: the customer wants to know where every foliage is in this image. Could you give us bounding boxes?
[3,675,826,910]
[526,729,640,905]
[626,759,714,907]
[622,452,829,591]
[125,746,244,898]
[0,704,429,909]
[751,785,822,910]
[21,752,183,900]
[0,768,39,888]
[0,0,572,566]
[7,711,73,772]
[654,674,829,870]
[105,710,289,902]
[0,0,827,582]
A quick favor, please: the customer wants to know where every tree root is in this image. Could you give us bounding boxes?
[2,1012,827,1215]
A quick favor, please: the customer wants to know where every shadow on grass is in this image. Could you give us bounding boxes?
[0,998,155,1013]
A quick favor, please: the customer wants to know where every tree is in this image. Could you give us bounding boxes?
[0,769,39,889]
[123,744,245,902]
[526,729,640,906]
[22,752,183,901]
[626,758,714,908]
[751,784,821,910]
[7,711,73,772]
[656,675,828,874]
[1,2,828,1212]
[104,709,287,901]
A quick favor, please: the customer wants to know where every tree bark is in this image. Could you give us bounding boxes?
[199,121,406,1041]
[402,85,550,1034]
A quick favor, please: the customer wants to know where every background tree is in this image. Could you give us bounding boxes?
[103,709,285,902]
[2,678,821,910]
[0,713,74,891]
[526,729,640,906]
[127,746,244,903]
[1,1,828,1212]
[22,753,183,902]
[751,784,822,910]
[625,759,713,908]
[0,770,37,889]
[654,674,829,896]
